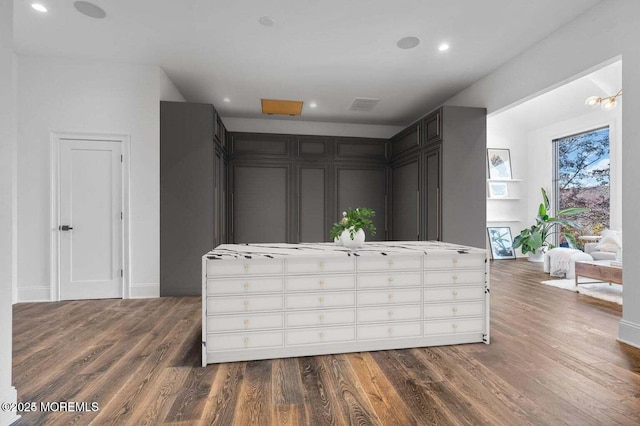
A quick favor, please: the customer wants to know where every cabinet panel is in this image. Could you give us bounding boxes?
[424,110,441,144]
[391,126,420,157]
[335,138,387,160]
[231,133,290,157]
[391,157,419,241]
[424,146,441,241]
[297,136,331,158]
[336,166,386,241]
[232,164,289,243]
[298,166,328,242]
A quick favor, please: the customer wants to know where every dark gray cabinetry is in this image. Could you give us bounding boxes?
[231,163,290,243]
[390,157,419,240]
[389,106,485,248]
[228,133,389,244]
[161,101,219,296]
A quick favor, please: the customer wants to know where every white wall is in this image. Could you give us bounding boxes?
[17,56,164,301]
[159,68,185,102]
[486,120,528,257]
[224,117,403,139]
[448,0,640,348]
[0,0,19,421]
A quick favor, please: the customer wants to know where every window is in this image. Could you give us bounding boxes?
[553,127,610,244]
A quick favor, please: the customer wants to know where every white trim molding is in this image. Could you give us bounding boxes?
[49,132,131,301]
[0,386,19,425]
[130,283,160,299]
[618,319,640,349]
[17,285,51,303]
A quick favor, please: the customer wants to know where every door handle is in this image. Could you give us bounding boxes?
[59,225,73,231]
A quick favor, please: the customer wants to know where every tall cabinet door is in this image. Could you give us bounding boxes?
[424,145,441,241]
[296,165,330,242]
[214,148,227,247]
[231,164,290,243]
[335,166,387,241]
[391,157,419,240]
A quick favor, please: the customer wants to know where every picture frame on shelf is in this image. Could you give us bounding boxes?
[487,227,516,260]
[488,181,509,198]
[487,148,512,180]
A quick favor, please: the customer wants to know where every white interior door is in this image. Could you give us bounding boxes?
[59,139,122,300]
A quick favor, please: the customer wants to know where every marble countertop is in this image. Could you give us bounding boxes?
[204,241,485,260]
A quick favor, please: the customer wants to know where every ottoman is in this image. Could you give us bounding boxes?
[544,247,594,279]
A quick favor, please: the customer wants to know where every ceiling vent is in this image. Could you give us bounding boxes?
[349,97,381,112]
[261,99,303,116]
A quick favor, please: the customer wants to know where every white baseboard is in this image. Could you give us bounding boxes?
[618,319,640,349]
[0,386,20,425]
[17,286,50,303]
[129,283,159,299]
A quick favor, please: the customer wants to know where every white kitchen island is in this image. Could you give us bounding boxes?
[202,241,489,366]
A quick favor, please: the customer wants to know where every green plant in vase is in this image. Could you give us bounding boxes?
[330,207,376,248]
[512,188,589,261]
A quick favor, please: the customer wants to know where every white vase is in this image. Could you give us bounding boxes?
[334,236,342,245]
[340,228,365,249]
[527,248,545,263]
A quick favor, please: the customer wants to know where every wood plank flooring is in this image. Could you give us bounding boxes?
[12,259,640,425]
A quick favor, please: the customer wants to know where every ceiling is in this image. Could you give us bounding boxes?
[14,0,604,126]
[492,60,622,132]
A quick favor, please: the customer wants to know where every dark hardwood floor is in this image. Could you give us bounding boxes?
[12,259,640,425]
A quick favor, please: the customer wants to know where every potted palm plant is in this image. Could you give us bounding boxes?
[512,188,589,262]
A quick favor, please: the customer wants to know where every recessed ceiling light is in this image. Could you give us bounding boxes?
[31,3,48,12]
[73,1,107,19]
[259,16,276,27]
[397,36,420,50]
[223,97,231,103]
[438,43,450,52]
[309,102,317,108]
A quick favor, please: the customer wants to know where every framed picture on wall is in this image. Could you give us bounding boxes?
[487,227,516,259]
[487,148,512,180]
[488,182,509,198]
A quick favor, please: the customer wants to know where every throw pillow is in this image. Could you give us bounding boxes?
[595,230,621,253]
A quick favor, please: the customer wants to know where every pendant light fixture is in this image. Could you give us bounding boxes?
[585,89,622,110]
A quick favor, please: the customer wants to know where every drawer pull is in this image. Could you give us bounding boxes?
[388,311,394,317]
[388,260,394,267]
[453,258,459,265]
[243,265,249,272]
[244,282,249,290]
[319,315,325,321]
[452,323,458,329]
[452,275,458,281]
[243,300,249,307]
[243,319,249,326]
[319,332,325,339]
[388,328,393,334]
[243,337,249,345]
[388,277,394,283]
[319,280,325,287]
[452,290,458,296]
[319,262,325,269]
[388,294,394,300]
[452,307,458,313]
[319,297,324,304]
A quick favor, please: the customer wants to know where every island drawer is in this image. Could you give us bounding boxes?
[207,312,283,333]
[206,295,283,314]
[424,318,484,335]
[286,257,354,274]
[357,305,422,323]
[424,253,485,270]
[208,330,283,352]
[286,275,355,292]
[424,270,484,286]
[287,326,355,346]
[424,286,484,302]
[424,301,484,319]
[286,308,355,328]
[206,259,283,276]
[357,288,421,306]
[286,291,355,310]
[357,322,422,340]
[357,271,421,289]
[357,256,421,272]
[206,277,283,295]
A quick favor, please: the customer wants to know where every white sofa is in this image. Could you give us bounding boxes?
[584,242,617,261]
